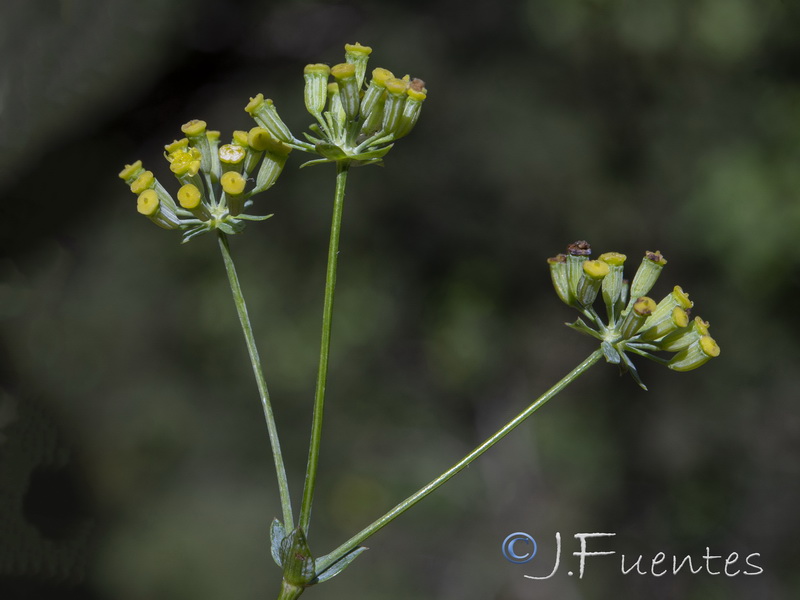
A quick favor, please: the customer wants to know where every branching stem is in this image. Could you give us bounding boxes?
[316,348,604,572]
[299,161,350,534]
[218,232,294,529]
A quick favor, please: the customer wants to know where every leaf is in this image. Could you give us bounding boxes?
[236,213,274,222]
[304,129,326,145]
[280,528,316,587]
[315,142,348,161]
[299,157,334,169]
[566,318,603,340]
[619,351,648,391]
[313,547,368,584]
[270,519,286,567]
[350,144,394,162]
[601,341,621,364]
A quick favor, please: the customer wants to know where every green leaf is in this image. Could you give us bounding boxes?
[350,144,394,162]
[299,157,334,169]
[619,351,648,391]
[236,213,274,222]
[304,128,326,145]
[601,341,621,364]
[315,142,348,161]
[313,547,368,584]
[280,528,316,587]
[270,519,286,567]
[566,318,603,340]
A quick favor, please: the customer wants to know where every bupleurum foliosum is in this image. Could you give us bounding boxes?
[118,43,429,596]
[246,41,426,167]
[119,120,291,242]
[119,43,427,242]
[548,241,720,389]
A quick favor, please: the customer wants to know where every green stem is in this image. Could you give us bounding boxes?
[299,161,350,534]
[218,232,294,529]
[315,348,604,572]
[276,580,305,600]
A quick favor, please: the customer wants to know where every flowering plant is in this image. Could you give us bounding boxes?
[119,43,717,600]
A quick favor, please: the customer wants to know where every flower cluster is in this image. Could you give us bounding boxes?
[548,241,720,388]
[245,42,427,167]
[119,119,291,242]
[120,43,427,238]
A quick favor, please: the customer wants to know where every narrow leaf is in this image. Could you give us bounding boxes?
[315,142,348,160]
[619,351,648,391]
[601,341,621,364]
[566,318,603,340]
[270,519,286,567]
[350,144,394,161]
[280,528,316,586]
[314,547,368,584]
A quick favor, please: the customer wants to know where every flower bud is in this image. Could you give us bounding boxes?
[629,251,667,303]
[361,68,393,120]
[668,335,720,371]
[547,254,572,306]
[658,316,710,352]
[177,183,210,220]
[164,138,189,154]
[326,82,344,123]
[642,285,692,331]
[167,147,202,181]
[331,63,359,120]
[119,160,144,184]
[344,42,373,88]
[303,63,331,116]
[219,143,247,173]
[393,80,427,139]
[232,130,249,147]
[181,119,214,175]
[137,189,159,216]
[566,240,591,304]
[177,183,202,209]
[129,170,155,195]
[619,296,657,339]
[206,130,222,182]
[253,140,291,194]
[576,260,609,306]
[598,252,626,320]
[245,94,294,143]
[247,127,273,152]
[137,190,181,229]
[381,77,410,136]
[221,171,247,216]
[637,306,690,342]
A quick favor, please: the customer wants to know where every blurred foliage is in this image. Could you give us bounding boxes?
[1,0,799,599]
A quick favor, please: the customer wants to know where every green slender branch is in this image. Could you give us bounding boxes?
[218,232,294,529]
[275,580,304,600]
[299,161,351,534]
[315,348,604,572]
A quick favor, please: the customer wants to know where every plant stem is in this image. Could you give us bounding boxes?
[315,348,604,572]
[276,580,305,600]
[299,161,350,534]
[218,232,294,529]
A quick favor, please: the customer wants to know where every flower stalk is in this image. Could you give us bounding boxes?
[299,161,350,534]
[218,232,294,529]
[315,349,605,572]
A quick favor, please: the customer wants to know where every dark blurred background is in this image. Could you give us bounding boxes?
[1,0,799,599]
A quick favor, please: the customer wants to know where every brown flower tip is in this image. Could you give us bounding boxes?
[645,250,667,266]
[547,254,567,264]
[409,78,426,92]
[567,240,592,256]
